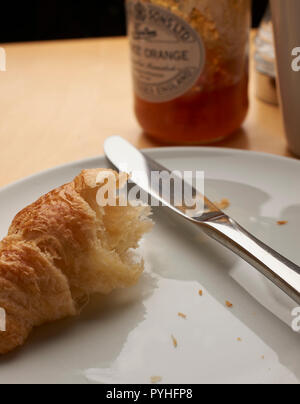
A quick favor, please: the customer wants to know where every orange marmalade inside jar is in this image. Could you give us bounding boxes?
[127,0,251,144]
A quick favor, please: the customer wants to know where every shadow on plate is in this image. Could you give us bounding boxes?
[0,271,158,376]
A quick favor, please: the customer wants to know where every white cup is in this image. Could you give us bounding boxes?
[270,0,300,157]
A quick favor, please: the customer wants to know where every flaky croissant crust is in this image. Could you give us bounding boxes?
[0,169,152,354]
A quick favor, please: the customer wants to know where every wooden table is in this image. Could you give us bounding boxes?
[0,36,292,188]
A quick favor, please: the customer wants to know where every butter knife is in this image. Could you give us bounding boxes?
[104,136,300,305]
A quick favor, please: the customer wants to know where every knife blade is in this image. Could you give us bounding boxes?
[104,136,300,305]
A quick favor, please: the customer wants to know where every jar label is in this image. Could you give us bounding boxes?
[127,0,206,103]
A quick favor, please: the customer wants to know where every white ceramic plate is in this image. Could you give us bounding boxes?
[0,148,300,384]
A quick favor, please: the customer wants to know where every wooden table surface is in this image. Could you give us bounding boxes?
[0,36,292,188]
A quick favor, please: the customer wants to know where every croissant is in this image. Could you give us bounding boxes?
[0,169,153,354]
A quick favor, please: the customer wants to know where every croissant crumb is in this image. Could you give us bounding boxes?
[0,169,153,354]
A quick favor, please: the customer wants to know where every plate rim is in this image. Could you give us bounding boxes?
[1,146,299,194]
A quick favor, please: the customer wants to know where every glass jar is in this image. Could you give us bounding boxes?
[126,0,251,144]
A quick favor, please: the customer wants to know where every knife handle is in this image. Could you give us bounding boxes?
[200,216,300,305]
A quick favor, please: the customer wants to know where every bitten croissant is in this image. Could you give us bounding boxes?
[0,169,153,354]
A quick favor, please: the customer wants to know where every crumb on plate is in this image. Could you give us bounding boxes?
[178,312,187,319]
[277,221,288,226]
[171,335,178,348]
[237,338,242,342]
[151,376,163,384]
[215,198,230,210]
[226,301,233,308]
[199,290,203,297]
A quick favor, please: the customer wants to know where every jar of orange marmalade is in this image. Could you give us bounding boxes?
[126,0,251,144]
